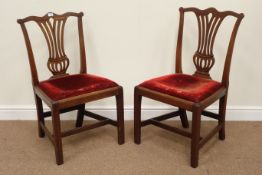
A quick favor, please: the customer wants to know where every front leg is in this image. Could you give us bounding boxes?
[134,87,142,144]
[51,106,63,165]
[116,87,125,144]
[191,105,202,168]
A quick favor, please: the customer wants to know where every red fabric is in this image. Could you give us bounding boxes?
[38,74,118,101]
[139,74,222,102]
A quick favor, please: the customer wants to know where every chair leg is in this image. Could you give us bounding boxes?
[75,104,85,127]
[116,87,125,145]
[218,94,228,140]
[51,106,64,165]
[134,87,142,144]
[34,95,45,138]
[191,106,201,168]
[179,108,189,128]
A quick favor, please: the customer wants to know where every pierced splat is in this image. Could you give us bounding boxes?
[192,10,226,79]
[37,13,69,77]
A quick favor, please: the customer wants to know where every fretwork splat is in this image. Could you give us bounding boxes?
[193,11,225,79]
[37,13,69,76]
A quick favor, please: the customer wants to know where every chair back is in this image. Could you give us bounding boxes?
[175,7,244,86]
[17,12,87,86]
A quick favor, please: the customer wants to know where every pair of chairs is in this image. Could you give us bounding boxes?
[17,7,244,168]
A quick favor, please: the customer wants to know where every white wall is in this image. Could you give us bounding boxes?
[0,0,261,120]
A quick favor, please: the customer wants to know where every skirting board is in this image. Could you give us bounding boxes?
[0,105,261,121]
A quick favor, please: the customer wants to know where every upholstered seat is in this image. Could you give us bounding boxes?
[38,74,118,101]
[139,74,222,102]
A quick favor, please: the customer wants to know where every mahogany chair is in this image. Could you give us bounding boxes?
[134,7,244,168]
[17,12,124,165]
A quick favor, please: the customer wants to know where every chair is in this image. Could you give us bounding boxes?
[17,12,124,165]
[134,7,244,168]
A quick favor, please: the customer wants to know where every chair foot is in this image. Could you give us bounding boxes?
[134,126,141,144]
[118,138,125,145]
[56,157,64,165]
[134,139,141,145]
[54,140,63,165]
[75,121,83,128]
[182,122,189,129]
[38,130,45,138]
[219,135,225,140]
[191,143,199,168]
[38,121,45,138]
[54,135,64,166]
[219,128,225,140]
[191,144,199,168]
[191,160,198,168]
[117,123,125,145]
[134,131,141,144]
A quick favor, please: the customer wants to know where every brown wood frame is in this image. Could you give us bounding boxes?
[17,12,124,165]
[134,7,244,168]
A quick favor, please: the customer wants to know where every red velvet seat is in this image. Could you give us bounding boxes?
[139,74,222,103]
[38,74,118,101]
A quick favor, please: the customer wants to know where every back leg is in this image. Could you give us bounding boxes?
[218,94,228,140]
[179,108,189,128]
[75,104,85,127]
[34,95,45,137]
